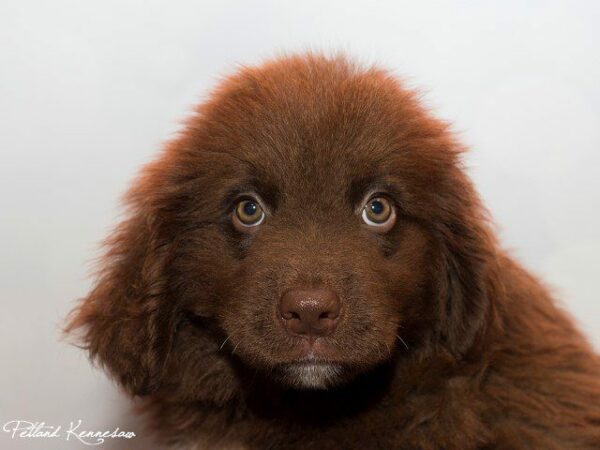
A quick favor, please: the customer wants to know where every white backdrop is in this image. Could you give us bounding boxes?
[1,1,598,449]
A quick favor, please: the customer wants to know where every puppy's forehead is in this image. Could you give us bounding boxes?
[200,55,419,197]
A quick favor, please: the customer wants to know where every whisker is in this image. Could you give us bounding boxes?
[396,335,409,350]
[219,336,230,351]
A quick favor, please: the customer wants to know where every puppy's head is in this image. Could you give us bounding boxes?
[68,54,495,396]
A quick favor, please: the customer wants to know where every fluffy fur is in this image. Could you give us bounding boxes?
[67,53,600,449]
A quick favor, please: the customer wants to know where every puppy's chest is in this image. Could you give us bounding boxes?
[175,395,491,450]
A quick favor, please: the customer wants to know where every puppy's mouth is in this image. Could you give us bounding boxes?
[276,360,345,390]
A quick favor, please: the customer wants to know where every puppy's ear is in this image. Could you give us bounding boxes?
[433,171,499,358]
[67,170,179,395]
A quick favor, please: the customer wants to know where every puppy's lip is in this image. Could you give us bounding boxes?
[286,354,342,367]
[278,360,345,389]
[279,360,345,376]
[287,360,342,369]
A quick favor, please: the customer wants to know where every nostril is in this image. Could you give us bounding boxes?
[319,311,337,320]
[289,311,301,320]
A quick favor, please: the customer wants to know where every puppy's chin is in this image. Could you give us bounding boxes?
[276,362,346,390]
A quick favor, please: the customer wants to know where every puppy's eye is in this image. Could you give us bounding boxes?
[361,197,396,232]
[232,198,265,231]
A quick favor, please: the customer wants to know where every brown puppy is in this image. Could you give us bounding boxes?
[68,53,600,449]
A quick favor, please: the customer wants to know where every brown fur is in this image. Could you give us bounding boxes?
[67,53,600,449]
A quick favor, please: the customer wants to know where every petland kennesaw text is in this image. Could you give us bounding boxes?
[2,420,136,446]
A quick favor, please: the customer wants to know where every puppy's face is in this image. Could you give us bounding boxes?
[181,134,434,389]
[70,55,489,396]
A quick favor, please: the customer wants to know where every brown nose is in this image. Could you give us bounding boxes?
[279,288,341,338]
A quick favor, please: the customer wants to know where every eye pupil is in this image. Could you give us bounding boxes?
[243,201,257,216]
[370,200,384,215]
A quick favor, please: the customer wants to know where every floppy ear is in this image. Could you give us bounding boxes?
[432,170,500,358]
[67,173,179,395]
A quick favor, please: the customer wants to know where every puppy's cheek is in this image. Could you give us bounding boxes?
[163,326,241,405]
[333,229,433,364]
[338,299,399,366]
[385,225,435,314]
[217,290,284,367]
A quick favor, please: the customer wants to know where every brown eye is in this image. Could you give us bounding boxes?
[233,198,265,230]
[362,197,396,231]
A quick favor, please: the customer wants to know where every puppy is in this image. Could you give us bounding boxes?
[68,53,600,449]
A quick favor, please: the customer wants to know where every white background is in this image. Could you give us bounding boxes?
[1,1,598,449]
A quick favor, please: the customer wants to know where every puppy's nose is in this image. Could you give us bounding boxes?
[279,288,341,338]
